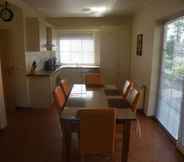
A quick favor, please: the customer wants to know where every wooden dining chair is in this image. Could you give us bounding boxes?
[111,87,142,138]
[107,86,138,109]
[79,109,116,162]
[53,86,66,114]
[122,80,134,99]
[53,86,71,161]
[126,87,140,112]
[85,72,104,87]
[105,80,133,99]
[126,87,142,137]
[59,79,71,98]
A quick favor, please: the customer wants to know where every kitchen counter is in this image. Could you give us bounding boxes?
[27,65,100,107]
[26,65,100,77]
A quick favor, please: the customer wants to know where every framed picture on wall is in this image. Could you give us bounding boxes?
[136,34,143,56]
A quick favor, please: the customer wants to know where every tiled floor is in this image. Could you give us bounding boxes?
[0,108,183,162]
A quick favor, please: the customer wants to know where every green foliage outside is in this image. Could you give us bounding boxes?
[163,19,184,79]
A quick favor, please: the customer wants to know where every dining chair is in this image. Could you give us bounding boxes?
[79,109,116,162]
[85,72,104,87]
[111,87,142,138]
[60,79,71,99]
[53,86,71,161]
[122,80,134,99]
[53,86,66,114]
[107,86,138,109]
[105,80,133,99]
[127,88,142,137]
[126,87,140,112]
[122,87,141,137]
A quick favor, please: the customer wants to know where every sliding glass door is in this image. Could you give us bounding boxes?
[157,16,184,139]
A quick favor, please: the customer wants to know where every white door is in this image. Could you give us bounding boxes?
[0,29,16,112]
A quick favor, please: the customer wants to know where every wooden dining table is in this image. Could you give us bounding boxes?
[61,84,136,162]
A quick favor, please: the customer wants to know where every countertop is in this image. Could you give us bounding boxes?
[26,65,100,77]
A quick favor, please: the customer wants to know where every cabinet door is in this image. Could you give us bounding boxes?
[39,23,47,52]
[29,77,51,108]
[52,29,57,50]
[26,18,40,51]
[46,27,52,51]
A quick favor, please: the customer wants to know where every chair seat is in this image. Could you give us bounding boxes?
[104,89,121,96]
[108,99,130,108]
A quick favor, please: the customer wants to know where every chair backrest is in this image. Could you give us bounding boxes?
[85,73,103,87]
[60,80,71,98]
[53,86,66,112]
[79,109,116,154]
[126,88,140,112]
[122,80,133,99]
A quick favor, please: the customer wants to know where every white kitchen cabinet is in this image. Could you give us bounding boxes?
[28,76,52,108]
[25,18,47,52]
[46,27,57,51]
[27,67,100,108]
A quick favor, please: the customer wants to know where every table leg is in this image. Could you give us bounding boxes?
[121,121,131,162]
[63,124,72,162]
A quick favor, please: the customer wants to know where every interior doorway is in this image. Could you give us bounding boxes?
[0,29,16,112]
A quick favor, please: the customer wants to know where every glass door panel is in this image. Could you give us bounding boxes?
[157,16,184,139]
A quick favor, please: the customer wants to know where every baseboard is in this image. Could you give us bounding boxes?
[176,143,184,155]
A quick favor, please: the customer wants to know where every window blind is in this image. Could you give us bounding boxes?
[57,32,98,65]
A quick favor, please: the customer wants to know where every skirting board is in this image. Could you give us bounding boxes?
[176,143,184,155]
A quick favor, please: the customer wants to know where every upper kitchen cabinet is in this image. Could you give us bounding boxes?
[25,17,47,52]
[46,27,52,51]
[46,27,57,51]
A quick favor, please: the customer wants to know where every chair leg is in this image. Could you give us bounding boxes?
[136,119,142,138]
[112,153,116,162]
[81,153,85,162]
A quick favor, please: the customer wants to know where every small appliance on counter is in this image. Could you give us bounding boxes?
[44,57,57,71]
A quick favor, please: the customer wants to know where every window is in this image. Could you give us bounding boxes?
[58,34,95,65]
[156,16,184,139]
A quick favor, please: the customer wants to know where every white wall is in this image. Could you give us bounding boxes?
[131,0,184,116]
[99,26,131,85]
[25,51,56,72]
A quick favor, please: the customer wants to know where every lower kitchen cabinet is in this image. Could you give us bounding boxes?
[27,76,52,108]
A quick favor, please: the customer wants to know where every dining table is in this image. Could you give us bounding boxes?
[60,84,136,162]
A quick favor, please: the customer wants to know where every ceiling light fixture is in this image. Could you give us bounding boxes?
[90,6,107,13]
[82,6,108,16]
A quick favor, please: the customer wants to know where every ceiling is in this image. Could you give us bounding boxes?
[22,0,153,17]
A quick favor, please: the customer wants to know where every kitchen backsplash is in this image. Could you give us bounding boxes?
[25,51,56,72]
